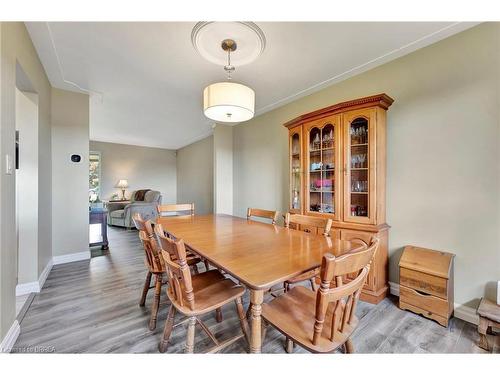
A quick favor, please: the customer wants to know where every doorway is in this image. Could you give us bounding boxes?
[89,151,105,251]
[14,63,40,308]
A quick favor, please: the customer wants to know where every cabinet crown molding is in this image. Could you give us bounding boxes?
[284,93,394,129]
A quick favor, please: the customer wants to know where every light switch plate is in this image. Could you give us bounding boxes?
[5,154,12,175]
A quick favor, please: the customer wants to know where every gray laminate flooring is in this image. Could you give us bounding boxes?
[13,226,499,354]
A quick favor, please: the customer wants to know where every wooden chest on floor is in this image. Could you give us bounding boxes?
[399,245,455,327]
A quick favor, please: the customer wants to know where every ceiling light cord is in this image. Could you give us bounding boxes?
[226,49,232,80]
[222,39,236,81]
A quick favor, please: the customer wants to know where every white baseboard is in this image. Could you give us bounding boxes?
[53,250,90,265]
[387,281,479,326]
[453,303,479,325]
[16,281,39,296]
[0,320,20,353]
[16,259,54,296]
[388,281,400,296]
[38,258,53,288]
[16,251,90,295]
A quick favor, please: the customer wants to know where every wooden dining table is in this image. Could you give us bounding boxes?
[156,214,366,353]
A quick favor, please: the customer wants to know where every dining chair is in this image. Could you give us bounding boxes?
[283,213,333,292]
[157,203,195,217]
[247,207,279,224]
[153,226,249,353]
[157,203,211,272]
[246,212,322,319]
[133,213,205,330]
[262,237,379,354]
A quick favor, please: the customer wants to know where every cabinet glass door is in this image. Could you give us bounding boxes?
[306,116,340,219]
[289,130,302,213]
[344,109,376,224]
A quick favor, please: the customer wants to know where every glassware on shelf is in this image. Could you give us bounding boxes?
[351,153,367,168]
[310,132,321,151]
[320,203,334,214]
[310,203,320,212]
[324,162,334,170]
[351,204,367,217]
[322,127,335,149]
[292,189,300,209]
[359,153,366,168]
[310,161,323,171]
[350,123,368,145]
[351,180,368,192]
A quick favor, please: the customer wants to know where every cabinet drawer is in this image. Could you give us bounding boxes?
[399,285,448,317]
[400,267,448,299]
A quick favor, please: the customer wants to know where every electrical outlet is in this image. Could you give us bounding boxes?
[5,154,13,175]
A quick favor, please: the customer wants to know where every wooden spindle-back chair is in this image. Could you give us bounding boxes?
[154,226,249,353]
[283,213,333,291]
[133,213,206,331]
[156,203,210,272]
[247,207,279,225]
[133,213,167,330]
[262,238,379,353]
[284,212,333,234]
[157,203,195,217]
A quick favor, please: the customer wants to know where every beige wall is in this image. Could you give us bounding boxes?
[176,136,214,215]
[89,141,176,204]
[233,23,500,308]
[214,125,234,214]
[0,22,53,341]
[51,88,89,257]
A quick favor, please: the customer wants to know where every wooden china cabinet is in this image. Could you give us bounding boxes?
[284,93,394,304]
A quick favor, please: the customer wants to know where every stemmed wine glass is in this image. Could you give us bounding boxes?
[359,153,366,168]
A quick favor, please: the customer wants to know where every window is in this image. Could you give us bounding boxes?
[89,151,101,202]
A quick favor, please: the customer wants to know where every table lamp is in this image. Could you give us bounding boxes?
[116,179,129,200]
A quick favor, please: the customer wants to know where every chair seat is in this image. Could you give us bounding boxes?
[168,270,245,316]
[286,267,320,284]
[110,209,125,219]
[262,286,358,353]
[185,253,203,266]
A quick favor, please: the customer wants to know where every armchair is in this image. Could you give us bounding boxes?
[107,190,162,229]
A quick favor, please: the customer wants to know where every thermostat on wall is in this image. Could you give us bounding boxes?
[71,154,81,163]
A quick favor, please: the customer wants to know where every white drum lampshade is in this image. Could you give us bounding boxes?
[203,82,255,123]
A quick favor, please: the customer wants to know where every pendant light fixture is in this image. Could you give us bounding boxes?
[203,39,255,123]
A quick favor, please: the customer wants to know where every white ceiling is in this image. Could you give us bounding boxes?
[26,22,477,150]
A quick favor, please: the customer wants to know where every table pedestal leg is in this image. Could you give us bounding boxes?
[250,289,264,353]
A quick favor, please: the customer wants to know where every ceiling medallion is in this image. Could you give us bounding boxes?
[191,22,266,66]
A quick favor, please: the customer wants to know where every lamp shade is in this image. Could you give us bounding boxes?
[116,179,129,188]
[203,82,255,123]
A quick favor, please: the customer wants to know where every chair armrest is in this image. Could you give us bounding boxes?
[106,201,128,212]
[123,202,159,223]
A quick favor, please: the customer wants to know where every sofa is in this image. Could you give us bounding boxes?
[107,190,162,229]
